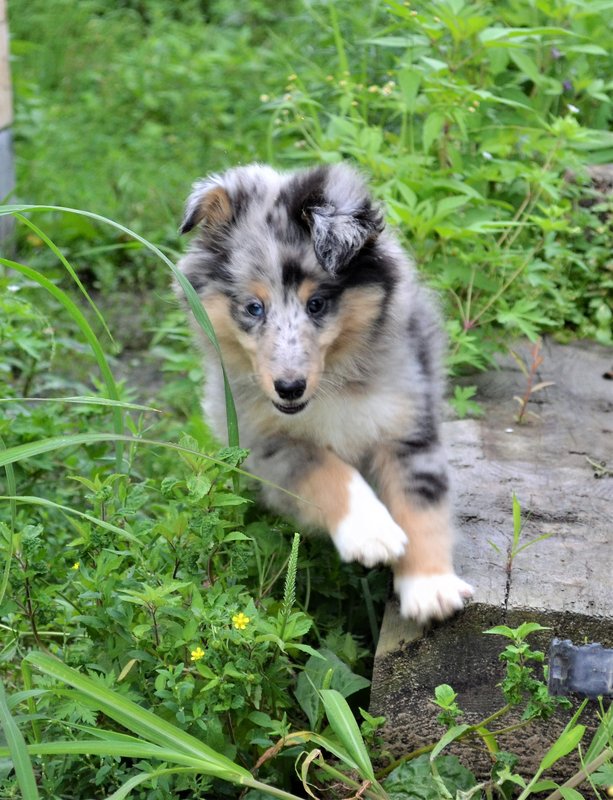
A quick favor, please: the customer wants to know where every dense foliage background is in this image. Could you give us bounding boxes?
[1,0,612,798]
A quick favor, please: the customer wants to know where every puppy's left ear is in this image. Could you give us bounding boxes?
[306,167,385,275]
[179,177,232,235]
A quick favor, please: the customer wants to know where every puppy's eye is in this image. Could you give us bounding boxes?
[306,296,326,316]
[246,301,265,318]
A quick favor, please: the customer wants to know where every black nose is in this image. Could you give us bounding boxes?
[274,378,306,401]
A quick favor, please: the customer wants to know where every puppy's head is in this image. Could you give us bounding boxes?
[177,163,395,415]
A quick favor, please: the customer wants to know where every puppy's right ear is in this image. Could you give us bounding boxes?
[179,178,232,235]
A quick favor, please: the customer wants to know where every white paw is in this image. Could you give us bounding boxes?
[333,473,407,567]
[395,573,474,624]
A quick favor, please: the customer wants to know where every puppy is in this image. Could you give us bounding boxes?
[176,163,473,623]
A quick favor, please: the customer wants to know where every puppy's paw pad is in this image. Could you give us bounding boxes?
[395,573,474,624]
[334,476,407,567]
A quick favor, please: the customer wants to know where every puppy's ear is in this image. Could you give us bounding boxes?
[180,179,232,234]
[303,164,385,275]
[309,201,384,275]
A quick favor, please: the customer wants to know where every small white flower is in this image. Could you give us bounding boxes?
[567,104,580,114]
[482,151,493,161]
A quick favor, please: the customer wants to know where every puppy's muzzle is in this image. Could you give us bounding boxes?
[274,379,306,401]
[273,378,308,415]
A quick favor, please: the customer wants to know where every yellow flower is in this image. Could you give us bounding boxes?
[71,562,80,570]
[232,612,250,630]
[190,646,205,662]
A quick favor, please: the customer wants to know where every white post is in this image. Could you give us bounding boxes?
[0,0,15,241]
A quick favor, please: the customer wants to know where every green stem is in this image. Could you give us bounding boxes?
[0,435,16,607]
[20,661,42,744]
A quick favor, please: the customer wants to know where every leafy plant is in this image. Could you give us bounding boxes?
[263,0,613,371]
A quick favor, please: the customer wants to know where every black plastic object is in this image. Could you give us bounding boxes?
[548,639,613,698]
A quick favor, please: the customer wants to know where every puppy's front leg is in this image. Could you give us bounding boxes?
[252,441,407,567]
[372,439,474,623]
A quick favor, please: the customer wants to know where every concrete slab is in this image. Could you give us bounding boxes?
[370,339,613,781]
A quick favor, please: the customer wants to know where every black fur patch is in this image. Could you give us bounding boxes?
[407,314,433,379]
[336,241,396,294]
[279,166,328,232]
[410,470,449,504]
[282,259,307,292]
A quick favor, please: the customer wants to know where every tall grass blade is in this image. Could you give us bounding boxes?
[0,256,125,469]
[0,496,143,545]
[14,213,115,344]
[0,204,239,447]
[0,396,161,413]
[26,651,253,779]
[0,432,306,501]
[0,679,40,800]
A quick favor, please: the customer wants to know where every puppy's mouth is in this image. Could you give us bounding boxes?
[272,400,309,415]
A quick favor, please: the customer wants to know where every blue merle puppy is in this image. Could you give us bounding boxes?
[176,163,474,623]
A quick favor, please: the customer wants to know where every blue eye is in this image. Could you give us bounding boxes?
[246,300,265,318]
[306,296,326,316]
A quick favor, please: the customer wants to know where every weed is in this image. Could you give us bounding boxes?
[510,339,556,424]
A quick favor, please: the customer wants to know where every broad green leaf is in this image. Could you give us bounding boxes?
[559,788,585,800]
[398,67,421,112]
[509,51,542,84]
[584,703,612,762]
[422,111,445,153]
[295,649,370,730]
[319,689,375,782]
[529,780,559,792]
[430,724,471,760]
[539,725,585,772]
[483,625,515,639]
[434,684,457,708]
[0,740,207,767]
[480,26,573,44]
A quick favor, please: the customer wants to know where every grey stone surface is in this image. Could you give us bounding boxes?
[371,339,613,781]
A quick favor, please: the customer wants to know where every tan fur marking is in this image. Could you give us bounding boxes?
[197,186,232,230]
[247,282,271,307]
[374,446,454,576]
[297,279,319,305]
[294,449,352,531]
[326,286,384,357]
[202,294,252,372]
